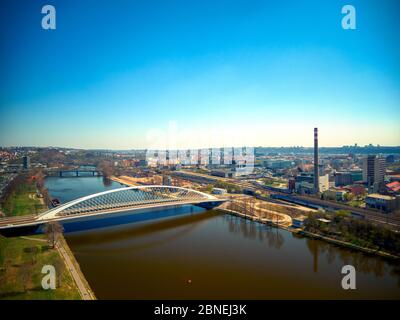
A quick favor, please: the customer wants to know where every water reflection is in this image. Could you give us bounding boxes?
[303,236,399,285]
[102,177,112,187]
[224,215,284,249]
[67,210,217,255]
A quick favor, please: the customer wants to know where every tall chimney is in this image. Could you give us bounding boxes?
[314,128,319,194]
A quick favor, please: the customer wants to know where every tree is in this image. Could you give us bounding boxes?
[20,262,32,292]
[43,221,64,248]
[98,160,114,178]
[343,192,354,202]
[34,169,45,190]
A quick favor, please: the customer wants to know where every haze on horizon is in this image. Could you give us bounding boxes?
[1,0,399,150]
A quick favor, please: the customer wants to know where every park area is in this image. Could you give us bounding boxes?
[0,234,80,299]
[1,175,46,217]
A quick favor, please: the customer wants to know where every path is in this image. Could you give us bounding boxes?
[56,239,95,300]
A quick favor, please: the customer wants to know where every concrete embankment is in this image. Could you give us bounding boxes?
[57,235,96,300]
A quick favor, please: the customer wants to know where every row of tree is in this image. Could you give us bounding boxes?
[304,210,400,255]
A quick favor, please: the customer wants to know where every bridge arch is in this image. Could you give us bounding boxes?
[38,185,221,220]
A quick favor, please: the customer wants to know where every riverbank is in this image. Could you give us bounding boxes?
[109,175,138,186]
[299,230,400,260]
[217,207,400,260]
[57,235,96,300]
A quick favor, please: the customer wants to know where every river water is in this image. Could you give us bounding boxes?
[45,176,400,299]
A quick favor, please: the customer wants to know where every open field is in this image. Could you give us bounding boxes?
[0,234,81,300]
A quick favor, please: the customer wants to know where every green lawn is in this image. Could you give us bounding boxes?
[1,180,45,216]
[0,235,81,300]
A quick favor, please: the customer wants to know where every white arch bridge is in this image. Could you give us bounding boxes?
[0,186,226,233]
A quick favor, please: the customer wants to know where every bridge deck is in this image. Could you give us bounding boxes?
[0,199,226,231]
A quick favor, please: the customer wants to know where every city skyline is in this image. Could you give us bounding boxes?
[1,0,400,149]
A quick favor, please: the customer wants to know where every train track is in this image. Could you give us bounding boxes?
[0,214,38,227]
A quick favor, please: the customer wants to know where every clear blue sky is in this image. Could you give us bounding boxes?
[0,0,399,149]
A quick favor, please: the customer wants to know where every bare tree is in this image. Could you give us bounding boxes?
[43,221,64,248]
[20,262,32,292]
[98,160,114,178]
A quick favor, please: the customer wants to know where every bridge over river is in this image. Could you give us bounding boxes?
[0,186,226,234]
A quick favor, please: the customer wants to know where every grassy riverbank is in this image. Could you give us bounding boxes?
[304,210,400,258]
[1,176,46,217]
[0,234,81,300]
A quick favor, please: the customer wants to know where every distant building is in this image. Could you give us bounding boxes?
[388,174,400,182]
[350,170,363,182]
[211,170,231,178]
[334,170,362,187]
[344,184,366,197]
[137,159,148,167]
[212,187,227,195]
[292,216,306,228]
[263,159,293,169]
[318,174,330,192]
[295,172,328,194]
[334,172,353,187]
[362,155,385,188]
[322,189,347,201]
[365,194,399,213]
[386,155,395,164]
[288,178,296,191]
[295,172,314,184]
[386,181,400,194]
[22,156,30,170]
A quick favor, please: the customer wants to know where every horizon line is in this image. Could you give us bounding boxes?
[2,145,400,151]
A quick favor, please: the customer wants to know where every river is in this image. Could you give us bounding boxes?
[45,176,400,299]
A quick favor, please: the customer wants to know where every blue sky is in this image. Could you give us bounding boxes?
[0,0,399,149]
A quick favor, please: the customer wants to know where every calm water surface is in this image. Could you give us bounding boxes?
[45,177,400,299]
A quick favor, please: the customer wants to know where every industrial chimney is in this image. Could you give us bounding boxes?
[314,128,319,194]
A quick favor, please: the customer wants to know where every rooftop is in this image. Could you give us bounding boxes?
[366,193,395,201]
[386,181,400,192]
